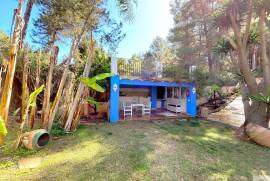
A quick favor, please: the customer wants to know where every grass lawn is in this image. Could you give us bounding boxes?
[1,119,270,180]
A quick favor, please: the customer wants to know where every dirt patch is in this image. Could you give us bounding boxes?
[18,157,42,169]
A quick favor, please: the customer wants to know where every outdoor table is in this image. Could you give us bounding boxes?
[131,104,145,109]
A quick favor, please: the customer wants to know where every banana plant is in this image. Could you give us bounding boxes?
[80,73,113,92]
[0,116,7,145]
[79,73,113,107]
[13,85,44,149]
[0,116,7,135]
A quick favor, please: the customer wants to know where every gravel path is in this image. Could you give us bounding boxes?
[207,96,245,128]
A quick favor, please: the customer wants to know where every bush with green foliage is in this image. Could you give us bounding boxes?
[207,84,222,97]
[51,123,69,136]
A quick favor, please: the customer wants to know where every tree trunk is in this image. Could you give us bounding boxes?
[229,1,258,95]
[42,46,59,129]
[61,73,75,126]
[47,39,78,131]
[46,31,57,53]
[21,49,29,125]
[258,8,270,94]
[252,46,257,70]
[46,8,95,131]
[20,0,34,48]
[70,100,83,132]
[0,66,3,93]
[29,51,41,129]
[64,34,94,131]
[228,1,269,131]
[0,0,23,124]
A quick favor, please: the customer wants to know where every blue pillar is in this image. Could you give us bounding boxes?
[187,85,197,117]
[109,75,120,123]
[151,86,157,110]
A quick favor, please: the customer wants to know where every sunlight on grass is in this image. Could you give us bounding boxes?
[1,120,270,180]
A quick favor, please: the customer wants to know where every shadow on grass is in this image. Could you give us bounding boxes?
[2,122,154,180]
[159,119,270,180]
[2,120,270,180]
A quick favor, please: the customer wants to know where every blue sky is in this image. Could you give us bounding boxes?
[0,0,173,60]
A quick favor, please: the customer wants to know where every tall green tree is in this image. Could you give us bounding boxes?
[169,0,221,82]
[149,37,174,78]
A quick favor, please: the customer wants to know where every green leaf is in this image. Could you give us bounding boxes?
[87,97,100,108]
[13,108,21,117]
[250,92,270,104]
[93,73,113,81]
[79,77,96,87]
[80,73,113,92]
[89,82,105,92]
[0,116,7,136]
[27,85,45,110]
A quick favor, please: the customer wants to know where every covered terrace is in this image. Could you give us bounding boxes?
[109,76,197,123]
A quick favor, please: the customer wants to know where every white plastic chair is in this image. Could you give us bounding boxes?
[143,102,151,115]
[123,101,132,118]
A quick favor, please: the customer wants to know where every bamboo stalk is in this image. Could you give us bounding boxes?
[42,46,59,129]
[29,51,41,129]
[0,0,23,124]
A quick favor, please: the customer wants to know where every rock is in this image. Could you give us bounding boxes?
[18,157,42,169]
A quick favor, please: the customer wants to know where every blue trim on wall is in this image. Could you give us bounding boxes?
[109,75,120,123]
[120,85,150,89]
[151,87,157,110]
[119,78,194,88]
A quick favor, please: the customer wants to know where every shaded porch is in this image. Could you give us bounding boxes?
[109,76,197,123]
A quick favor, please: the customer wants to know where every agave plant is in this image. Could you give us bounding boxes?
[250,88,270,120]
[250,90,270,105]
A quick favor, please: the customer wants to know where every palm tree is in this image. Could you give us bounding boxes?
[20,0,35,48]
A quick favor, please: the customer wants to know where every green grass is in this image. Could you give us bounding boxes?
[1,120,270,180]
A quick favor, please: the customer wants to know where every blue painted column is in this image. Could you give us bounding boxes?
[187,85,197,117]
[151,86,157,110]
[109,75,120,123]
